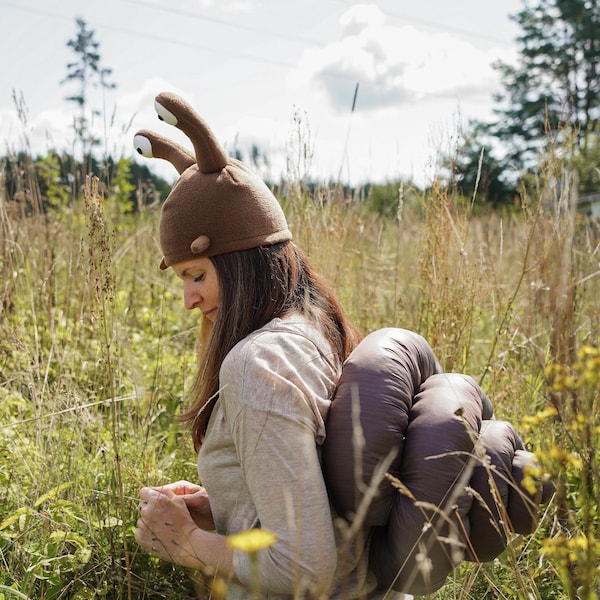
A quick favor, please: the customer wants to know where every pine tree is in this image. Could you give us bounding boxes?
[61,17,116,163]
[449,0,600,202]
[492,0,600,170]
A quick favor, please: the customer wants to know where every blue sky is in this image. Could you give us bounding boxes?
[0,0,522,186]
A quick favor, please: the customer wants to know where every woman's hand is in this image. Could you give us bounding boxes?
[150,480,215,530]
[135,486,205,568]
[135,485,234,577]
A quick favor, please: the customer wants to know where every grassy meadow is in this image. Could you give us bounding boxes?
[0,154,599,599]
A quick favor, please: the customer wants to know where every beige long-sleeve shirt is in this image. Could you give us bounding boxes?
[198,316,409,599]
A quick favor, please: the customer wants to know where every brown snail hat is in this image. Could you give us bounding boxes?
[133,92,292,269]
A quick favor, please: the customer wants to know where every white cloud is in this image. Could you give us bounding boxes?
[340,3,386,33]
[293,3,504,111]
[0,104,74,157]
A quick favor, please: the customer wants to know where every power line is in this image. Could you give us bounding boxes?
[121,0,324,47]
[0,0,365,83]
[332,0,515,46]
[0,0,75,23]
[0,0,303,71]
[0,0,514,86]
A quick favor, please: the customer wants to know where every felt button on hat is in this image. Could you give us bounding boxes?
[134,92,292,269]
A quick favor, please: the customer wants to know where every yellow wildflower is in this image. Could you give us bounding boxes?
[226,529,278,553]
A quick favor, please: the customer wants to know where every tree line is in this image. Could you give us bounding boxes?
[451,0,600,206]
[2,0,599,213]
[1,150,172,214]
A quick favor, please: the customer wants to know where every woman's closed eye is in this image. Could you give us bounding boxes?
[194,273,205,283]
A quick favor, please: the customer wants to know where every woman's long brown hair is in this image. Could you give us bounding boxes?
[178,241,362,450]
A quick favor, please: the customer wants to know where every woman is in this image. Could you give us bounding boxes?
[133,93,407,598]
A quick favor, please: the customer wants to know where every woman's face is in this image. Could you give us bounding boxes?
[172,256,221,322]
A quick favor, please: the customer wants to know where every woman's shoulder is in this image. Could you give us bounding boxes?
[221,314,340,386]
[220,315,340,421]
[232,315,330,359]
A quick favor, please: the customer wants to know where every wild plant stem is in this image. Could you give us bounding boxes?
[478,206,540,388]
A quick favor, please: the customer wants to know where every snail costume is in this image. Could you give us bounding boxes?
[134,93,553,597]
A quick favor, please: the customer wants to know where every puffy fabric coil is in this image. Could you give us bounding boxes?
[323,328,553,595]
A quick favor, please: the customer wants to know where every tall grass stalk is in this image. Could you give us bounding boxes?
[83,175,132,599]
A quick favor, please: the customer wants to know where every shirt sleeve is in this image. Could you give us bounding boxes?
[220,330,338,596]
